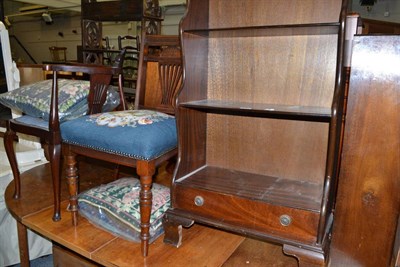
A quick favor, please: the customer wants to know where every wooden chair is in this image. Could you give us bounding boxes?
[118,35,140,51]
[102,36,113,66]
[61,34,181,256]
[49,46,67,62]
[118,35,141,97]
[4,51,126,222]
[121,55,138,89]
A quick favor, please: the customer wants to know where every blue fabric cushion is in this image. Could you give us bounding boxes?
[78,177,170,243]
[14,115,49,130]
[61,110,177,160]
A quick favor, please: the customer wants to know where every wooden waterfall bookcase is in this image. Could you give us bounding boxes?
[163,1,348,266]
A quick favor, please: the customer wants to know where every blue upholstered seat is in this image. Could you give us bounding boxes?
[60,109,177,161]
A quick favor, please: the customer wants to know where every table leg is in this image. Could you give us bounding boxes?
[17,221,30,267]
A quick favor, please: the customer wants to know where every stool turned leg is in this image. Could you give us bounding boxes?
[137,160,155,257]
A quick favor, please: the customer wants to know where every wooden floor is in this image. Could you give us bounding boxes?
[5,158,298,267]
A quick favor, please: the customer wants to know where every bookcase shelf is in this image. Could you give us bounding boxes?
[184,22,341,38]
[176,166,323,212]
[180,100,332,121]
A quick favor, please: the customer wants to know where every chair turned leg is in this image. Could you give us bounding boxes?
[49,142,62,221]
[137,160,156,257]
[65,152,79,226]
[4,123,21,199]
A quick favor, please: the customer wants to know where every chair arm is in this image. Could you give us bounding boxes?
[43,48,126,76]
[43,63,122,76]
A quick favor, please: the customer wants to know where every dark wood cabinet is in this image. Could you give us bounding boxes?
[163,1,349,266]
[330,35,400,267]
[393,215,400,267]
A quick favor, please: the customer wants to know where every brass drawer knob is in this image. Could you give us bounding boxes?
[194,196,204,206]
[279,215,292,226]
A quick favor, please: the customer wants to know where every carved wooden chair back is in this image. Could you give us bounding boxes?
[135,34,182,115]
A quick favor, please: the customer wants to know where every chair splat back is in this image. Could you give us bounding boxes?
[158,55,182,114]
[88,74,113,114]
[135,34,182,115]
[87,49,127,113]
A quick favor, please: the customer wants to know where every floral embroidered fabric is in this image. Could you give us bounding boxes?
[88,110,172,128]
[0,79,120,122]
[78,177,170,243]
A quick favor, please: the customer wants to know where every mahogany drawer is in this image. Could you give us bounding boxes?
[173,184,320,244]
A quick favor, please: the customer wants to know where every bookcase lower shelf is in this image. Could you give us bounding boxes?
[176,166,322,211]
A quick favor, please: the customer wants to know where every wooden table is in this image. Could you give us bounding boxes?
[4,159,247,266]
